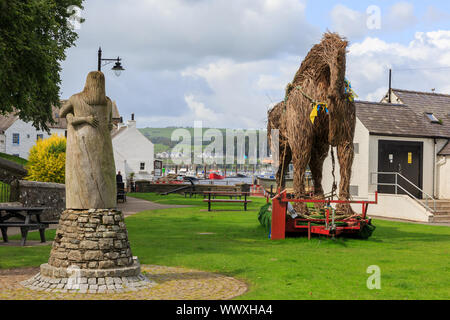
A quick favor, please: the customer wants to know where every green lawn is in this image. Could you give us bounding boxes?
[1,193,449,300]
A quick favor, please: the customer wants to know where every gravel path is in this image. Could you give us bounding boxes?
[0,265,248,300]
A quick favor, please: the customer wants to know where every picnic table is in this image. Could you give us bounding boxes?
[0,206,54,246]
[203,191,252,211]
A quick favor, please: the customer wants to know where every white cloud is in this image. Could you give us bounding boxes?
[330,4,368,39]
[330,2,418,40]
[386,2,418,31]
[181,57,300,128]
[423,6,450,25]
[347,31,450,102]
[185,95,221,121]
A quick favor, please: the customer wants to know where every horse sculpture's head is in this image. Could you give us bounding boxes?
[321,33,355,146]
[292,32,356,146]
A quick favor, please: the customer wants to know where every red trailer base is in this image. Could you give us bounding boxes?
[270,191,378,240]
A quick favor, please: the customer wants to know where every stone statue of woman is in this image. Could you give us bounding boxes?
[60,71,116,209]
[22,71,153,294]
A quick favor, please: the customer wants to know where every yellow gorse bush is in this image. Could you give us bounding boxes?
[26,134,66,183]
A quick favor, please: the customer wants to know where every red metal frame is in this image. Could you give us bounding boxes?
[270,191,378,240]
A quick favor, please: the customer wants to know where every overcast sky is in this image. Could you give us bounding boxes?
[60,0,450,129]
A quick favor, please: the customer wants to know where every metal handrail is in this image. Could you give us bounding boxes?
[370,172,436,213]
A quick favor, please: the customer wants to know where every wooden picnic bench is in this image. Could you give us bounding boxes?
[0,207,52,246]
[203,192,252,211]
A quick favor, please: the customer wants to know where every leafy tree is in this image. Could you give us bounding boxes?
[26,134,66,183]
[0,0,84,131]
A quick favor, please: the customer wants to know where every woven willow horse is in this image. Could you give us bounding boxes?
[268,33,356,215]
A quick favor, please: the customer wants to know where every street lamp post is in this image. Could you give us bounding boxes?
[98,47,125,76]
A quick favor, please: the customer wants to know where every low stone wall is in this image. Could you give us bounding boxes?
[134,181,244,194]
[10,180,65,221]
[0,157,27,184]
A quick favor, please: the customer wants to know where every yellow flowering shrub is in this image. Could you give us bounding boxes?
[26,134,66,183]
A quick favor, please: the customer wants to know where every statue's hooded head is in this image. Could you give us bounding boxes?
[82,71,107,105]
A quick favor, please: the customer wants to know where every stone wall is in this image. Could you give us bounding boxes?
[134,181,244,194]
[0,157,27,184]
[10,180,65,221]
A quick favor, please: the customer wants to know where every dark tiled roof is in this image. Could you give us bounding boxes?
[49,103,67,129]
[355,101,443,138]
[439,142,450,156]
[389,89,450,138]
[0,102,68,131]
[0,113,19,133]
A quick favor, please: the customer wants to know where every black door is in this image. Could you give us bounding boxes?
[377,140,423,199]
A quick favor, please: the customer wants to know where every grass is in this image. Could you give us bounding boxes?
[0,152,28,166]
[0,193,449,300]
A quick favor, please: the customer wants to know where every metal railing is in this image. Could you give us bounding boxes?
[370,172,436,213]
[0,183,10,203]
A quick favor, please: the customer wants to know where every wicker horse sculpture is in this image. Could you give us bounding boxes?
[268,33,356,215]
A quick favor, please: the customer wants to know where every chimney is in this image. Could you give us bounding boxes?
[127,113,136,128]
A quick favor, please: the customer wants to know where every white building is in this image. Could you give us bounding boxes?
[112,114,155,183]
[321,88,450,222]
[0,106,67,159]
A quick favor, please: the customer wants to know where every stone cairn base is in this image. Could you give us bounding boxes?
[21,209,155,294]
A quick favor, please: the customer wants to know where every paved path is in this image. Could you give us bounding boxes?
[371,215,450,227]
[117,196,190,217]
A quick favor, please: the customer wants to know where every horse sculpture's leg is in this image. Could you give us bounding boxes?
[336,140,355,215]
[276,142,292,192]
[291,142,312,215]
[309,142,330,198]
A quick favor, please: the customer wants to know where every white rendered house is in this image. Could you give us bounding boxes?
[112,114,155,184]
[0,106,67,159]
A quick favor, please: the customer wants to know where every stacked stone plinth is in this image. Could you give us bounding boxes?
[22,209,154,294]
[48,209,133,269]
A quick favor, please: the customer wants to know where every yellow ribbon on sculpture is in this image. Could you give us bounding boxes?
[309,107,318,124]
[310,103,328,124]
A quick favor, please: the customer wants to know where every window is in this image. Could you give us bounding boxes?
[140,162,145,170]
[426,113,440,123]
[37,134,44,141]
[12,133,19,145]
[12,154,20,157]
[354,143,359,154]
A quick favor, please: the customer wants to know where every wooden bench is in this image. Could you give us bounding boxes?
[0,207,51,246]
[0,222,49,246]
[203,192,252,211]
[117,182,127,203]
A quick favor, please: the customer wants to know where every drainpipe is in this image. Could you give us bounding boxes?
[433,139,436,198]
[436,154,447,199]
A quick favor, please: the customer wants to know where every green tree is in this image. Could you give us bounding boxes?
[0,0,84,131]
